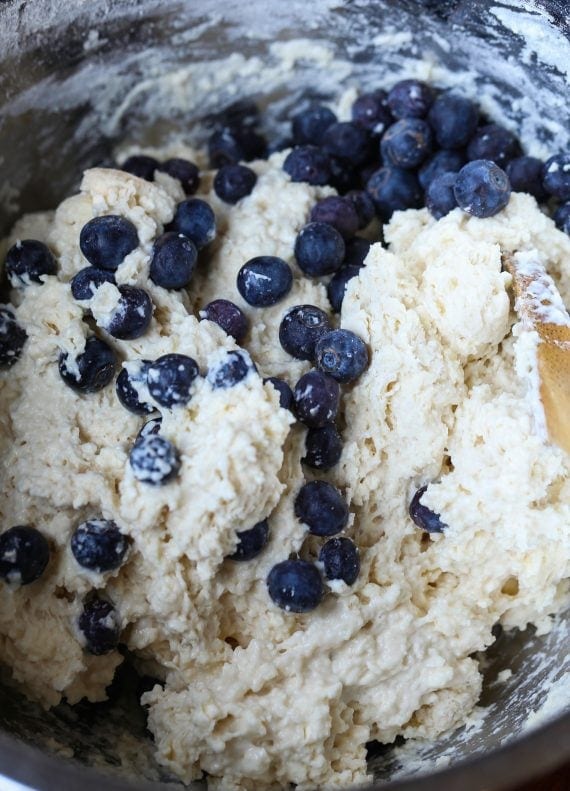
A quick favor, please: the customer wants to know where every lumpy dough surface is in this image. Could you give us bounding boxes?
[1,142,569,791]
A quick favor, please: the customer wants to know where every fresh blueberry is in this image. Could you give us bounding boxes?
[120,155,159,181]
[279,304,331,361]
[418,149,466,190]
[351,89,393,135]
[79,216,139,271]
[264,377,294,411]
[554,202,570,235]
[59,336,117,393]
[129,435,181,485]
[208,127,267,168]
[303,424,343,470]
[199,299,249,344]
[387,79,434,120]
[5,240,57,287]
[150,232,197,290]
[215,99,261,130]
[366,166,422,221]
[229,519,270,561]
[295,480,348,537]
[505,156,547,201]
[293,369,340,428]
[426,172,458,219]
[78,597,120,655]
[71,519,129,573]
[345,190,376,229]
[237,256,293,307]
[0,526,49,585]
[409,485,447,533]
[207,350,255,389]
[71,267,116,301]
[283,145,332,186]
[319,537,360,585]
[542,154,570,200]
[327,265,361,313]
[147,353,200,407]
[329,156,361,194]
[294,222,345,277]
[381,118,433,170]
[0,307,27,367]
[138,416,162,440]
[427,93,478,149]
[171,199,216,250]
[157,158,200,194]
[466,124,521,168]
[292,105,337,145]
[454,159,511,218]
[116,361,154,415]
[104,285,153,341]
[310,196,360,239]
[322,122,371,166]
[315,329,369,383]
[214,164,257,204]
[343,236,371,267]
[266,559,324,613]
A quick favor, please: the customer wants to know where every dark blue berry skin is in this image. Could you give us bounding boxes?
[105,286,153,341]
[310,196,360,239]
[71,267,116,301]
[129,435,181,485]
[322,122,372,166]
[171,199,216,250]
[158,158,200,195]
[329,156,361,194]
[427,93,479,149]
[138,416,162,440]
[267,559,324,613]
[292,105,337,145]
[207,350,255,389]
[351,90,393,135]
[343,237,371,268]
[409,485,447,533]
[387,79,435,120]
[0,307,27,367]
[345,190,376,230]
[217,99,261,131]
[59,336,116,393]
[381,118,433,170]
[214,164,257,204]
[542,154,570,200]
[505,156,547,201]
[319,537,360,585]
[199,299,249,344]
[303,424,343,470]
[121,155,159,181]
[315,329,369,383]
[554,202,570,235]
[426,172,458,219]
[283,145,332,186]
[147,353,200,407]
[79,597,120,655]
[0,526,49,585]
[264,377,294,411]
[237,256,293,307]
[466,124,521,168]
[150,233,197,290]
[79,216,139,271]
[327,265,361,313]
[366,166,422,221]
[294,222,345,277]
[229,519,269,561]
[116,361,154,415]
[5,240,57,287]
[418,149,466,190]
[295,480,348,537]
[279,304,331,361]
[293,369,340,428]
[454,160,511,218]
[208,127,267,168]
[71,519,129,573]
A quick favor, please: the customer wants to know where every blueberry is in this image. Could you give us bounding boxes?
[266,559,324,613]
[542,154,570,200]
[237,256,293,307]
[294,222,345,277]
[79,216,139,271]
[104,286,153,340]
[208,127,267,168]
[116,361,154,415]
[71,267,116,301]
[229,519,269,561]
[554,202,570,235]
[207,350,255,389]
[303,424,343,470]
[319,537,360,585]
[279,304,331,361]
[322,122,371,166]
[78,597,120,655]
[0,526,49,585]
[454,159,511,218]
[345,190,376,230]
[129,435,181,485]
[327,265,361,313]
[381,118,433,170]
[366,166,422,221]
[310,196,360,239]
[59,336,117,393]
[120,155,159,181]
[147,353,200,407]
[283,145,332,186]
[466,124,521,169]
[138,416,162,440]
[5,240,57,287]
[387,79,434,120]
[216,99,261,131]
[150,232,197,290]
[71,519,129,573]
[409,485,447,533]
[158,158,200,195]
[418,149,466,190]
[214,164,257,204]
[264,377,294,411]
[329,156,361,194]
[315,329,369,383]
[505,156,547,201]
[426,172,458,219]
[0,307,27,367]
[293,369,340,428]
[343,236,371,267]
[199,299,249,344]
[351,89,393,135]
[171,199,216,250]
[427,93,478,149]
[294,480,348,537]
[292,105,337,145]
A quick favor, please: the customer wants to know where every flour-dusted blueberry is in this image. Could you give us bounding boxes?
[409,485,447,533]
[303,424,343,470]
[5,240,57,287]
[158,158,200,195]
[137,416,162,440]
[319,537,360,585]
[454,160,511,218]
[116,361,154,415]
[71,267,116,301]
[214,164,257,204]
[418,149,466,190]
[129,434,181,485]
[427,93,478,149]
[120,155,159,181]
[293,369,340,428]
[147,353,200,407]
[237,256,293,307]
[295,480,349,537]
[208,127,267,168]
[292,105,337,145]
[267,559,324,613]
[104,285,153,341]
[79,216,139,271]
[229,519,270,561]
[0,526,49,585]
[171,199,216,250]
[150,232,197,290]
[264,377,294,411]
[283,145,332,186]
[366,166,422,221]
[279,304,331,361]
[199,299,249,344]
[387,79,434,120]
[343,236,371,268]
[327,265,361,313]
[294,222,345,277]
[322,122,372,166]
[0,307,27,368]
[208,350,255,389]
[310,196,360,239]
[381,118,433,170]
[78,596,120,655]
[542,154,570,200]
[466,124,521,168]
[315,329,369,383]
[71,519,129,573]
[59,336,117,393]
[505,156,547,201]
[351,89,393,135]
[426,172,458,219]
[345,190,375,230]
[554,203,570,235]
